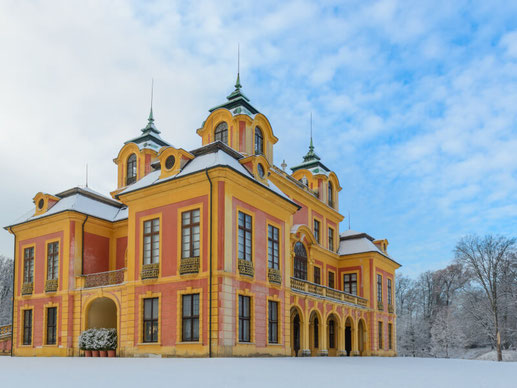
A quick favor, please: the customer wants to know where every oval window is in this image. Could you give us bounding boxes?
[38,199,44,209]
[165,155,176,170]
[257,163,265,178]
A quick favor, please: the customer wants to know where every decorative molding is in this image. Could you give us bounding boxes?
[179,257,200,275]
[238,259,254,277]
[267,268,282,284]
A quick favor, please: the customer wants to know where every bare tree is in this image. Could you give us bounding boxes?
[455,235,516,361]
[0,255,13,325]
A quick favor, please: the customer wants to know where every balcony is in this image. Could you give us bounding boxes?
[179,257,200,275]
[45,279,58,293]
[268,268,282,284]
[388,304,394,313]
[21,282,33,295]
[238,259,254,277]
[0,324,11,339]
[377,301,384,311]
[290,277,368,308]
[83,268,126,289]
[141,263,159,280]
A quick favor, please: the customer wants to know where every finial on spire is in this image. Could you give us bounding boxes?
[148,78,154,123]
[309,112,314,151]
[235,43,242,90]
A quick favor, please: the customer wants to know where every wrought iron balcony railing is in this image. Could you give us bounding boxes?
[179,257,200,275]
[290,277,368,308]
[84,268,126,288]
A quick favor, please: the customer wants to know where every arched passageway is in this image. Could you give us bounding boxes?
[86,297,117,329]
[290,307,302,357]
[358,319,367,356]
[344,317,354,356]
[327,314,338,357]
[309,311,320,356]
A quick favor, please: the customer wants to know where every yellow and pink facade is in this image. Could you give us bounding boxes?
[5,76,400,357]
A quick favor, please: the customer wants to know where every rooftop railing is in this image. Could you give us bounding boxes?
[290,277,368,308]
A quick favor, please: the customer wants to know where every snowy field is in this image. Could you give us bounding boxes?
[1,357,516,388]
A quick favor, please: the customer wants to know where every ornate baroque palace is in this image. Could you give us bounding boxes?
[5,75,400,357]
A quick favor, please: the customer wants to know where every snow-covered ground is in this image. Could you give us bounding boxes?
[0,356,515,388]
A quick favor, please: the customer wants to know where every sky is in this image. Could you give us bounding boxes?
[1,0,516,277]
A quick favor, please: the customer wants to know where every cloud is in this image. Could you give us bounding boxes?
[0,0,516,277]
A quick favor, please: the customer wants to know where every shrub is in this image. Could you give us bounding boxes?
[79,328,117,351]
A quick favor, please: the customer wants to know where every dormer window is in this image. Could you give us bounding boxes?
[214,122,228,145]
[254,127,264,155]
[300,176,308,186]
[328,182,334,208]
[127,154,137,185]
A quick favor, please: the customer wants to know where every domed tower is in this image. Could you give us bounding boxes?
[196,74,278,166]
[112,108,171,191]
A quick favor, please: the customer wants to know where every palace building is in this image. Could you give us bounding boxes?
[5,75,400,357]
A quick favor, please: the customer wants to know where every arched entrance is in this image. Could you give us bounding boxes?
[293,242,308,280]
[309,311,320,356]
[86,297,117,329]
[358,319,367,356]
[345,317,354,356]
[290,307,303,357]
[327,314,338,357]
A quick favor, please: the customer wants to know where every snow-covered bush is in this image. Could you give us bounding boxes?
[79,328,117,350]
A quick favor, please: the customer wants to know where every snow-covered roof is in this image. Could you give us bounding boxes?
[6,187,127,228]
[117,142,296,206]
[338,230,397,263]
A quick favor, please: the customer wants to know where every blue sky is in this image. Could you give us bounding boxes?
[1,0,516,276]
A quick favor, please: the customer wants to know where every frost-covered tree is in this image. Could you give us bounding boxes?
[0,255,14,325]
[455,235,516,361]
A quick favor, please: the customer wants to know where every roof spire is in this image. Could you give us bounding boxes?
[235,43,242,90]
[309,112,314,152]
[301,112,318,162]
[148,78,154,124]
[141,78,160,134]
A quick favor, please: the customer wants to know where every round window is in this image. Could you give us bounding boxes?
[257,163,265,178]
[38,199,44,209]
[165,155,176,170]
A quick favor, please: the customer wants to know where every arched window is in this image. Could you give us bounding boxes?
[254,127,264,155]
[328,182,333,207]
[294,242,308,280]
[126,154,137,185]
[214,122,228,145]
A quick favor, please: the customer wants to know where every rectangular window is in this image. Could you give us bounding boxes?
[238,295,251,342]
[143,218,160,265]
[47,242,59,280]
[182,209,200,259]
[387,278,392,306]
[238,212,252,261]
[268,301,278,344]
[377,274,383,303]
[46,307,57,345]
[343,273,357,295]
[182,294,199,342]
[23,247,34,283]
[143,298,159,343]
[388,323,393,350]
[328,228,334,251]
[267,225,279,269]
[378,321,383,350]
[23,309,32,345]
[313,219,320,243]
[328,272,335,289]
[313,266,321,284]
